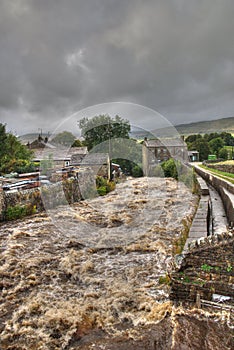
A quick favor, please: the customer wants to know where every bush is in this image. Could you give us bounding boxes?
[132,165,143,177]
[97,186,107,196]
[96,176,116,196]
[5,204,37,221]
[161,158,178,179]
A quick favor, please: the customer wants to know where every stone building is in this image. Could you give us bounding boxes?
[33,147,88,168]
[71,152,111,179]
[142,138,188,176]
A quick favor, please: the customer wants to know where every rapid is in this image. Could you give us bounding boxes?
[0,177,233,349]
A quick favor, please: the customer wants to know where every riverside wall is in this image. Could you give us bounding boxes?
[195,166,234,225]
[171,166,234,306]
[0,171,96,221]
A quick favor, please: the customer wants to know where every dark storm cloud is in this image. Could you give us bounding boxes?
[0,0,234,134]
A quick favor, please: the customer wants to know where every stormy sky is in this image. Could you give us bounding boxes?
[1,0,234,135]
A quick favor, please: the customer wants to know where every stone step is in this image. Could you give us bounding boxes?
[197,176,209,195]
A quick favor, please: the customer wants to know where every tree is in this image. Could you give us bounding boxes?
[218,148,228,160]
[185,134,202,144]
[0,123,34,174]
[209,137,224,156]
[0,123,8,159]
[220,132,234,146]
[204,132,219,142]
[188,139,210,161]
[51,131,76,146]
[78,114,130,150]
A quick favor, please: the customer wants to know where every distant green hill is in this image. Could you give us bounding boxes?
[175,116,234,135]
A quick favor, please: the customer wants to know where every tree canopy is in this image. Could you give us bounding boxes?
[0,123,34,174]
[78,114,130,150]
[185,131,234,161]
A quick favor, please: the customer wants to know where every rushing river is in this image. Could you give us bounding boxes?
[0,177,233,349]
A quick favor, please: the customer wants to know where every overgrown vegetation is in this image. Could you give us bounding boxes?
[96,176,116,196]
[4,204,37,221]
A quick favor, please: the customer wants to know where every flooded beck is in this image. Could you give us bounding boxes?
[0,178,233,349]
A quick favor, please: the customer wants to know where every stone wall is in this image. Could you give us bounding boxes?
[0,188,5,221]
[205,163,234,174]
[0,171,96,221]
[170,231,234,304]
[195,166,234,225]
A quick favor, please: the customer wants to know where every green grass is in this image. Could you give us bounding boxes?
[199,164,234,184]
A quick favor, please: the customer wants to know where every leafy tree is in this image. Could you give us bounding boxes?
[52,131,76,146]
[0,123,8,159]
[220,132,234,146]
[218,148,228,160]
[78,114,130,150]
[0,123,34,175]
[208,137,224,155]
[188,139,210,161]
[203,132,219,142]
[185,134,202,144]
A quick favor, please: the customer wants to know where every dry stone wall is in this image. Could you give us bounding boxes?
[205,163,234,174]
[170,231,234,304]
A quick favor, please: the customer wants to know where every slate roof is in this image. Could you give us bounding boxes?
[71,153,109,166]
[33,147,88,161]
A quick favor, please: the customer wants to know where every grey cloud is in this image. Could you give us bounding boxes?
[0,0,234,134]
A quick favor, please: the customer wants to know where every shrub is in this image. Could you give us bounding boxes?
[4,203,36,221]
[161,158,178,179]
[96,176,116,196]
[97,186,107,196]
[132,165,143,177]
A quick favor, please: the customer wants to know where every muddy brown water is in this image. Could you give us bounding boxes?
[0,178,233,349]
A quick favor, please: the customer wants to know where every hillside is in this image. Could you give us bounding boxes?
[175,116,234,135]
[19,116,234,143]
